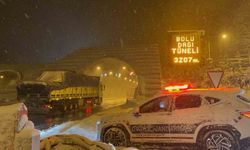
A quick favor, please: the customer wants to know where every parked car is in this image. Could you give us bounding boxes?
[97,85,250,149]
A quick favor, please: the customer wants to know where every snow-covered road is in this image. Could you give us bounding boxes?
[40,101,137,140]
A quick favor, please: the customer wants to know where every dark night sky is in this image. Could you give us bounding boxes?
[0,0,248,64]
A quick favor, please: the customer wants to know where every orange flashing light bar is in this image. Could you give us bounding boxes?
[241,111,250,118]
[164,84,191,92]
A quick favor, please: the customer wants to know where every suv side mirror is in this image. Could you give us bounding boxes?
[133,107,141,117]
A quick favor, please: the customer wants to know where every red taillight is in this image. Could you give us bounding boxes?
[85,107,92,114]
[240,111,250,118]
[164,84,191,92]
[42,104,52,109]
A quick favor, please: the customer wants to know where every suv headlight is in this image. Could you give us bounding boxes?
[96,120,101,125]
[96,120,102,127]
[96,120,103,130]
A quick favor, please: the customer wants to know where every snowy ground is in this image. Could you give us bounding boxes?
[40,100,137,140]
[39,99,194,150]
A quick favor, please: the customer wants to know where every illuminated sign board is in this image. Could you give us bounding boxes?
[170,32,200,64]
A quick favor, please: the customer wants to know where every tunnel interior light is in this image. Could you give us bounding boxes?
[222,34,228,39]
[96,66,101,70]
[109,71,113,75]
[122,66,126,70]
[0,75,3,79]
[129,72,134,76]
[124,77,127,80]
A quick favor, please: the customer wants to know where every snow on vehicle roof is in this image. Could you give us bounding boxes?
[152,88,242,100]
[182,88,241,95]
[21,80,47,85]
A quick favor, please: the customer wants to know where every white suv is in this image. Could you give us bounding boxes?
[97,87,250,149]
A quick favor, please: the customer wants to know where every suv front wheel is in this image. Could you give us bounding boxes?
[201,130,239,150]
[103,127,129,146]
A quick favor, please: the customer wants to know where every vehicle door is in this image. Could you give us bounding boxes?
[128,95,173,143]
[167,94,208,142]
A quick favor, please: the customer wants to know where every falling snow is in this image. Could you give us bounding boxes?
[0,1,249,64]
[24,13,30,19]
[133,9,137,14]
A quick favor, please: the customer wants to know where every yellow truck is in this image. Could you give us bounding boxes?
[17,70,103,114]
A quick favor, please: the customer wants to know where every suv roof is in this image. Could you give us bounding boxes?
[151,88,242,100]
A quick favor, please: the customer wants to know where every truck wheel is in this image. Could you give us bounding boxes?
[96,98,102,105]
[103,127,129,146]
[78,99,84,110]
[76,103,80,110]
[51,102,57,111]
[69,104,72,110]
[73,103,78,111]
[67,103,73,111]
[60,104,67,112]
[200,130,239,150]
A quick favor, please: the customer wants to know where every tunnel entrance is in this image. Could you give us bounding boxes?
[82,58,139,108]
[0,70,22,102]
[0,70,21,89]
[45,46,161,102]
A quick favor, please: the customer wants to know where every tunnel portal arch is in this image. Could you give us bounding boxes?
[0,70,22,89]
[47,46,162,99]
